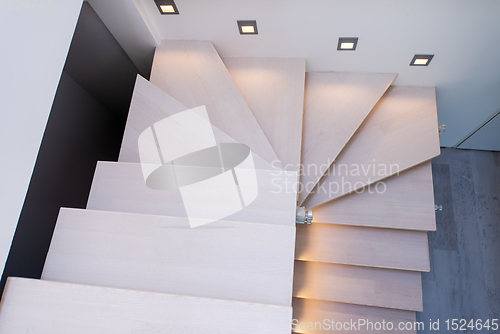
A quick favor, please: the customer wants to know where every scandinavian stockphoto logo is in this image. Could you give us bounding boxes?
[137,106,258,228]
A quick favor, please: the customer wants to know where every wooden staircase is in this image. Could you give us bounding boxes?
[0,40,440,333]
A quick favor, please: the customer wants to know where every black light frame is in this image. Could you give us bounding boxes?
[237,20,258,35]
[410,54,434,66]
[155,0,179,15]
[337,37,358,51]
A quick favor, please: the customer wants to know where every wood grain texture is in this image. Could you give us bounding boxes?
[292,298,416,333]
[119,75,187,163]
[118,75,274,170]
[295,223,430,271]
[293,261,423,311]
[312,162,436,231]
[298,72,396,205]
[42,208,295,306]
[86,161,297,226]
[223,57,306,172]
[150,40,279,165]
[304,86,440,208]
[0,278,292,334]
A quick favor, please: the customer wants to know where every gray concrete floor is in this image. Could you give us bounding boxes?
[417,148,500,333]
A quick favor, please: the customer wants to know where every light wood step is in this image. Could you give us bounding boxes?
[223,57,306,173]
[118,75,273,169]
[303,86,440,208]
[86,161,297,226]
[312,161,436,231]
[292,298,417,333]
[149,40,279,166]
[119,75,187,164]
[0,278,292,333]
[298,72,396,205]
[42,208,295,306]
[295,223,430,271]
[293,261,423,311]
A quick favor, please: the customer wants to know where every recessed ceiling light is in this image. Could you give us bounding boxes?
[237,20,258,35]
[410,54,434,66]
[337,37,358,51]
[160,5,175,13]
[340,42,354,49]
[414,59,428,65]
[155,0,179,15]
[241,26,255,33]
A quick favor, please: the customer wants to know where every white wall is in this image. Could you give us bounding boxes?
[0,0,83,276]
[459,111,500,151]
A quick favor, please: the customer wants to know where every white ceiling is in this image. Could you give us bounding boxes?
[90,0,500,147]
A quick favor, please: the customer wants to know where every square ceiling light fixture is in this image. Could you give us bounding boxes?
[237,20,258,35]
[155,0,179,15]
[410,54,434,66]
[337,37,358,51]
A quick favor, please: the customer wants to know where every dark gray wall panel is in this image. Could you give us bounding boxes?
[0,73,125,292]
[0,1,141,294]
[64,1,139,120]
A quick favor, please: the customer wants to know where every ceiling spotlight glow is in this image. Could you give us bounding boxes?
[160,5,175,13]
[241,26,255,33]
[155,0,179,15]
[337,37,358,51]
[237,20,258,35]
[410,54,434,66]
[414,59,428,65]
[340,42,355,49]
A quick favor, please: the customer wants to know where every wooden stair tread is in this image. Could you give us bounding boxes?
[292,298,416,333]
[293,261,423,311]
[223,57,306,172]
[0,40,438,330]
[299,72,396,205]
[304,86,440,208]
[42,208,295,306]
[312,161,436,231]
[0,278,292,333]
[119,75,186,163]
[119,75,273,169]
[150,40,279,165]
[86,161,297,226]
[295,223,430,271]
